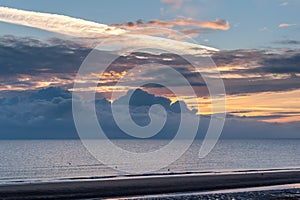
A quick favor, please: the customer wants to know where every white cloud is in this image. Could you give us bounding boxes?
[280,2,289,6]
[0,6,125,38]
[0,6,218,55]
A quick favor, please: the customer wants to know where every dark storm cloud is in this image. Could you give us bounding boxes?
[212,49,300,94]
[110,52,191,68]
[0,87,299,139]
[0,87,76,138]
[212,49,265,67]
[1,36,300,95]
[273,40,300,45]
[0,87,196,139]
[254,52,300,74]
[104,51,207,88]
[0,35,91,75]
[212,49,300,74]
[223,76,300,95]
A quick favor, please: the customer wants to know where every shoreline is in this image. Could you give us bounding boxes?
[0,170,300,199]
[2,167,300,186]
[119,183,300,200]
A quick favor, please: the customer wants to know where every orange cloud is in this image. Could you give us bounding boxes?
[225,89,300,123]
[278,23,296,27]
[118,18,230,30]
[147,20,174,28]
[194,88,300,123]
[171,18,230,30]
[111,18,230,38]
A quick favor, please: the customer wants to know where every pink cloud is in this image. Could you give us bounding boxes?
[171,18,230,30]
[111,18,230,38]
[278,23,296,27]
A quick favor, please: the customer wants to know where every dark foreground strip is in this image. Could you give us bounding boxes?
[0,171,300,199]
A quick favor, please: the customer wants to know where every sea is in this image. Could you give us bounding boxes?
[0,139,299,185]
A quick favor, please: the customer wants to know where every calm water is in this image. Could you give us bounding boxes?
[0,139,299,184]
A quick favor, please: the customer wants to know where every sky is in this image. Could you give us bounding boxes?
[0,0,299,139]
[0,0,299,49]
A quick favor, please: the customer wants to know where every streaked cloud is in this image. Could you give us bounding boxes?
[0,6,125,38]
[171,18,229,30]
[111,18,230,36]
[224,89,300,123]
[278,23,296,27]
[280,2,289,6]
[0,5,224,44]
[0,6,218,55]
[273,39,300,45]
[111,18,229,39]
[212,49,300,75]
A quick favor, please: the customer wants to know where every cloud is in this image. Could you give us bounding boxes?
[110,18,229,39]
[212,49,300,74]
[280,2,289,6]
[171,18,230,30]
[160,0,200,17]
[114,89,194,114]
[0,35,217,94]
[0,35,92,91]
[256,53,300,74]
[0,87,299,139]
[161,0,186,10]
[1,36,300,96]
[0,6,220,56]
[278,23,296,27]
[212,49,300,94]
[111,18,230,35]
[0,35,91,76]
[181,28,209,38]
[0,87,76,138]
[0,7,125,38]
[273,39,300,45]
[259,27,269,32]
[0,87,196,139]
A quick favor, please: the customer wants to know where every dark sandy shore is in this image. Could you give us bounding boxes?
[127,187,300,200]
[0,170,300,199]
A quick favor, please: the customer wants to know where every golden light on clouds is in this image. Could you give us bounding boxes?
[181,88,300,123]
[225,89,300,123]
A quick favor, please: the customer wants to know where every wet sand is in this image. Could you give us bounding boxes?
[0,170,300,199]
[124,183,300,200]
[128,188,300,200]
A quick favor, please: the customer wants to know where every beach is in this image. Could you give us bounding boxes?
[0,170,300,199]
[123,187,300,200]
